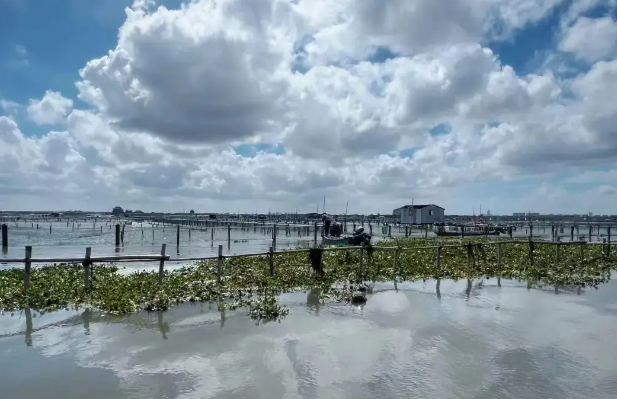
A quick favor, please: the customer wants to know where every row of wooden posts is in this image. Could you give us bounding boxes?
[2,222,613,251]
[3,239,610,293]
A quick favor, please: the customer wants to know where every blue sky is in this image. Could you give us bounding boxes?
[0,0,611,128]
[0,0,571,121]
[0,0,616,214]
[1,0,608,133]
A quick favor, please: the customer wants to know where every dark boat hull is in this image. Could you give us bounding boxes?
[435,230,500,237]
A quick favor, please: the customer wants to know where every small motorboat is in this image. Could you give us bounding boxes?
[322,227,372,246]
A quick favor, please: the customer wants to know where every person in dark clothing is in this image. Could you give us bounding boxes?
[323,214,332,237]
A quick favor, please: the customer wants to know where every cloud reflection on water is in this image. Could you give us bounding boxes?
[0,278,616,398]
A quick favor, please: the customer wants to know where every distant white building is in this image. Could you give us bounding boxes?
[392,204,445,224]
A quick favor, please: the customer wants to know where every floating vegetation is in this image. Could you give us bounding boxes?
[0,238,615,322]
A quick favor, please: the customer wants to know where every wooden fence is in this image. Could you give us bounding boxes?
[1,239,611,293]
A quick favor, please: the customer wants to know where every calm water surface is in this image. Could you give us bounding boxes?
[1,278,616,398]
[1,221,596,271]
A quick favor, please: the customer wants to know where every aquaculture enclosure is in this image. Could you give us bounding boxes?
[0,238,614,320]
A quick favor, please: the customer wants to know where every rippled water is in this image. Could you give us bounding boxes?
[1,277,616,398]
[0,221,426,271]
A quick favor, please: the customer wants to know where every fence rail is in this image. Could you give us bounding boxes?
[1,239,613,306]
[0,238,604,264]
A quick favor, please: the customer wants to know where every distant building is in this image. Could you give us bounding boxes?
[112,206,124,216]
[393,204,445,224]
[512,212,526,217]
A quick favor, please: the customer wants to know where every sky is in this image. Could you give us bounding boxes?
[0,0,617,215]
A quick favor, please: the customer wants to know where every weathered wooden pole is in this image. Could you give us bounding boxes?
[24,246,32,290]
[176,225,180,247]
[115,224,121,246]
[83,247,92,290]
[217,245,223,284]
[227,224,231,249]
[269,246,274,276]
[158,244,167,284]
[313,222,318,247]
[1,224,7,248]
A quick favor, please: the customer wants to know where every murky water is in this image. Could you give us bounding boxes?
[1,277,616,398]
[1,220,601,270]
[0,221,420,271]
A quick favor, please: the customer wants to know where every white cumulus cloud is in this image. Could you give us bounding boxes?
[27,91,74,126]
[1,0,617,213]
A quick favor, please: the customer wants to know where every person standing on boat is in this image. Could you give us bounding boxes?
[322,213,332,237]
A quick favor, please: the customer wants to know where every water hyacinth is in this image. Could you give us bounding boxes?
[0,237,614,321]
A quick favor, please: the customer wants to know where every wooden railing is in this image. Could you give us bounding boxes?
[1,239,611,293]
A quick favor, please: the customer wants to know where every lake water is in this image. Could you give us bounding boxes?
[0,277,616,398]
[1,220,604,271]
[0,220,431,271]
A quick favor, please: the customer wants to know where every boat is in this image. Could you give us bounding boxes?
[322,235,354,246]
[322,227,372,246]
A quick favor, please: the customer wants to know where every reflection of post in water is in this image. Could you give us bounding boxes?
[157,312,170,340]
[1,246,6,255]
[465,279,472,297]
[219,302,226,329]
[306,288,321,315]
[436,279,441,299]
[25,308,33,347]
[115,246,120,254]
[82,309,92,335]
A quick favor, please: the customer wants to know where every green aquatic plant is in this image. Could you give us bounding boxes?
[0,238,615,321]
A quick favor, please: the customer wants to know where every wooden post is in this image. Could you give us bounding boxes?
[83,247,91,290]
[570,225,574,241]
[359,246,364,279]
[269,246,274,276]
[424,226,428,238]
[608,226,611,256]
[588,225,592,242]
[388,225,392,237]
[227,224,231,249]
[436,246,442,297]
[529,225,533,238]
[217,245,223,284]
[115,224,121,246]
[273,223,277,251]
[1,224,7,248]
[211,227,214,241]
[466,244,473,269]
[158,243,166,284]
[508,225,513,238]
[497,243,502,287]
[50,224,52,234]
[580,242,585,261]
[313,222,318,247]
[393,247,399,288]
[24,246,32,290]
